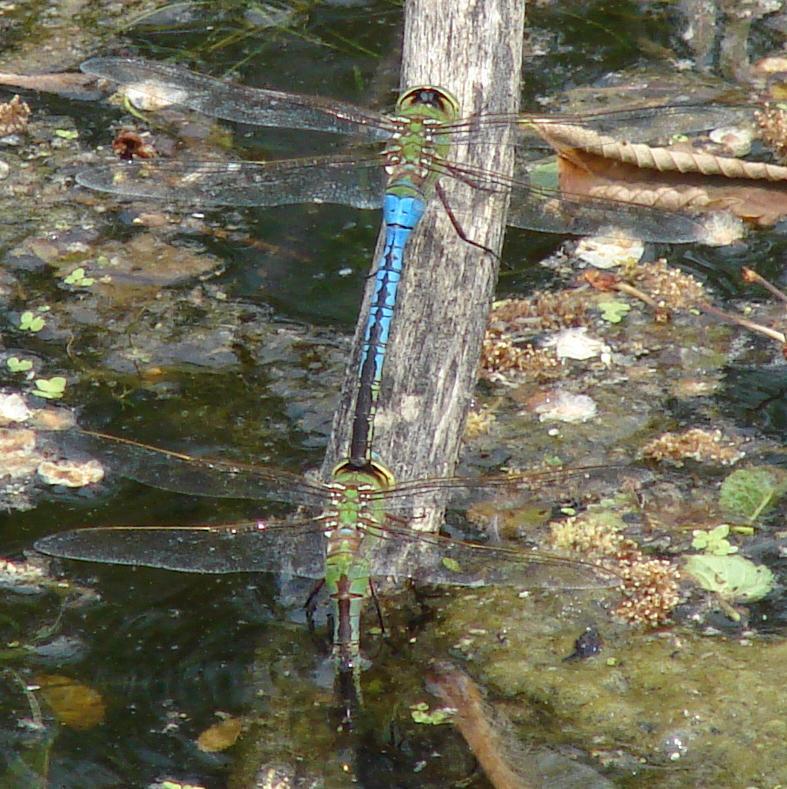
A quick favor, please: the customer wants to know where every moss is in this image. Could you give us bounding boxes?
[427,587,787,786]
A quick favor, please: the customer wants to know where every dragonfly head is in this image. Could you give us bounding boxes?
[395,86,460,123]
[332,458,395,491]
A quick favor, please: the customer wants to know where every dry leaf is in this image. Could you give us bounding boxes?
[535,120,787,181]
[35,674,106,730]
[558,151,787,227]
[196,716,242,752]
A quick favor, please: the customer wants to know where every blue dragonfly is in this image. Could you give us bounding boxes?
[74,57,732,463]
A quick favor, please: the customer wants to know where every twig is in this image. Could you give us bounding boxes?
[698,301,786,344]
[742,267,787,304]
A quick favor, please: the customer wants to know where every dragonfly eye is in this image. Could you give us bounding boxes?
[413,89,442,109]
[397,86,458,117]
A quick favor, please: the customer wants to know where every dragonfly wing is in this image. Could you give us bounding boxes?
[504,173,707,243]
[376,464,632,513]
[445,103,756,147]
[82,57,392,141]
[76,156,386,209]
[43,429,331,508]
[366,526,618,590]
[35,519,326,578]
[437,157,705,243]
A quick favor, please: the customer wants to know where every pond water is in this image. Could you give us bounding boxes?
[0,1,784,787]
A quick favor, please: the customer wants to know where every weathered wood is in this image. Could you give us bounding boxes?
[323,0,525,528]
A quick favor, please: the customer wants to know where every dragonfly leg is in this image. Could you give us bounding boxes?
[368,578,386,638]
[435,181,498,260]
[304,578,325,633]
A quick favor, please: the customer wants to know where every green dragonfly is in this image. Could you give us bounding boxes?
[72,57,737,464]
[34,429,623,684]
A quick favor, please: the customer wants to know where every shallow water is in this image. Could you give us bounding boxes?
[0,1,784,787]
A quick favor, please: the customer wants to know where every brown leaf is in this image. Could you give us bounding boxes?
[196,715,243,753]
[535,121,787,181]
[558,151,787,226]
[35,674,106,730]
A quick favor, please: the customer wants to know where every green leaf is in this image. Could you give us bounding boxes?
[7,357,33,372]
[691,524,737,556]
[684,554,775,602]
[19,311,45,332]
[411,704,453,725]
[54,129,79,139]
[719,467,787,522]
[33,376,67,399]
[64,268,95,287]
[67,268,95,286]
[598,299,631,324]
[441,557,461,573]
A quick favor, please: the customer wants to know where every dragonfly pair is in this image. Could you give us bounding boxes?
[35,55,716,699]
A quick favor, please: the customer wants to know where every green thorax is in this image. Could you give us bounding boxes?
[323,459,396,668]
[329,458,395,531]
[384,85,460,199]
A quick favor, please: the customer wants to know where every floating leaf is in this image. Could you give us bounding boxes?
[442,557,461,573]
[719,467,787,522]
[33,376,66,399]
[35,674,106,729]
[598,299,631,323]
[156,782,206,789]
[19,311,45,332]
[64,267,95,287]
[691,524,738,556]
[684,554,775,602]
[196,716,242,752]
[411,702,453,725]
[6,356,33,372]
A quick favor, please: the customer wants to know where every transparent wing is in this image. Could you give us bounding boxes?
[373,463,632,512]
[75,155,386,209]
[441,101,757,146]
[43,430,332,509]
[84,56,752,146]
[35,519,326,578]
[435,157,707,243]
[34,515,616,592]
[365,521,618,590]
[82,56,393,140]
[77,150,704,242]
[505,168,705,242]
